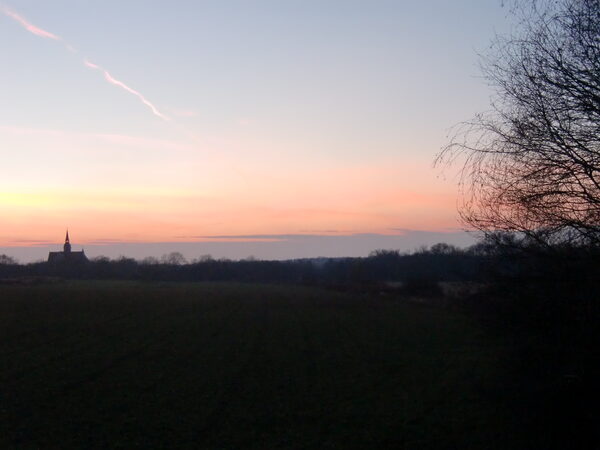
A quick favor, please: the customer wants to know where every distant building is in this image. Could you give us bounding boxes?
[48,231,88,264]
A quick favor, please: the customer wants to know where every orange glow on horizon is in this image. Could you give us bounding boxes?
[0,182,459,247]
[0,125,461,247]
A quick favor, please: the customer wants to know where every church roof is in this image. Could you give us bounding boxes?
[48,250,88,264]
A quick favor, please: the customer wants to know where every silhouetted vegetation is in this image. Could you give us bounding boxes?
[438,0,600,247]
[0,242,492,284]
[3,237,598,287]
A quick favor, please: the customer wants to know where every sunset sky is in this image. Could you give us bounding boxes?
[1,1,511,261]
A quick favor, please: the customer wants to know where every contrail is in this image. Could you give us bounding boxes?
[2,4,169,121]
[1,5,61,40]
[84,60,169,121]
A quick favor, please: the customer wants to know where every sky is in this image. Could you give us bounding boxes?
[0,1,512,261]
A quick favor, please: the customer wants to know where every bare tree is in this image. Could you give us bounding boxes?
[437,0,600,247]
[0,254,17,265]
[161,252,187,265]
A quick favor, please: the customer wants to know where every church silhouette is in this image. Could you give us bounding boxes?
[47,230,88,263]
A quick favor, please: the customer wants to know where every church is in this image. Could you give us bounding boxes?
[47,231,88,264]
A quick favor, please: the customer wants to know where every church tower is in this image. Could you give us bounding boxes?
[63,230,71,253]
[48,230,87,264]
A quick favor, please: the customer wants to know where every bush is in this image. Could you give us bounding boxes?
[401,277,443,298]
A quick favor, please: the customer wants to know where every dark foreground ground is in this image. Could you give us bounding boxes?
[0,282,590,449]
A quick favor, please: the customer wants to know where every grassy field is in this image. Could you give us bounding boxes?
[0,281,514,448]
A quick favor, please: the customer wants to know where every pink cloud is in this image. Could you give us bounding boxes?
[84,59,170,121]
[182,237,284,243]
[1,6,61,40]
[0,125,65,137]
[90,132,195,152]
[0,125,196,152]
[83,60,100,70]
[2,3,171,123]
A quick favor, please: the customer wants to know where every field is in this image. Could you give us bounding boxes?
[0,282,514,448]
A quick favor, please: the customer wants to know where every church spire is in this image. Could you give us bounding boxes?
[64,229,71,253]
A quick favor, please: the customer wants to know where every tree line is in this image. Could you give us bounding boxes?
[0,236,596,285]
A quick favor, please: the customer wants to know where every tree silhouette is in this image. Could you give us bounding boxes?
[0,254,17,265]
[438,0,600,247]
